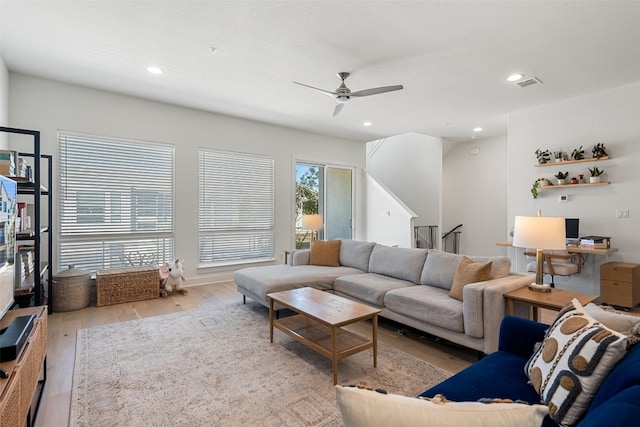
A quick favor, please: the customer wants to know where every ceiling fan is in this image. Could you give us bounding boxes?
[294,72,403,117]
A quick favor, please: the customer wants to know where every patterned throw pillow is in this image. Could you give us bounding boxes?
[525,298,628,426]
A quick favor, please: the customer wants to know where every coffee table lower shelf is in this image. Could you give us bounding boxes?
[273,314,373,361]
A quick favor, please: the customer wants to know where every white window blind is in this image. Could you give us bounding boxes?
[198,149,274,266]
[58,132,174,271]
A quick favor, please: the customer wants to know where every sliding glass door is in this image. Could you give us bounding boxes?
[295,162,353,247]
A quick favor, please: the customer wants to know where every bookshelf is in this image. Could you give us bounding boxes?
[0,127,52,314]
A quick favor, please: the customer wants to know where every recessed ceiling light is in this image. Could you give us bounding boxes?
[507,73,524,82]
[147,66,163,75]
[363,121,372,127]
[473,127,483,132]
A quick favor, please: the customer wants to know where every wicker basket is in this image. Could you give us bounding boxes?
[51,265,91,312]
[95,266,159,306]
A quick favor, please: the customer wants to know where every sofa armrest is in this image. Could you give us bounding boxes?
[498,316,547,358]
[481,273,535,354]
[461,274,531,342]
[290,249,310,266]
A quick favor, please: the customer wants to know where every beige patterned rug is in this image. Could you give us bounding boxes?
[69,302,451,426]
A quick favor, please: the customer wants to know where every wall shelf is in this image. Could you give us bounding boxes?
[538,181,610,190]
[534,156,609,167]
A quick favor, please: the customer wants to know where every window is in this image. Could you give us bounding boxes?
[58,132,174,271]
[198,149,274,266]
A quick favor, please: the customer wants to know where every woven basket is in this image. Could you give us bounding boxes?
[95,266,159,306]
[51,265,91,312]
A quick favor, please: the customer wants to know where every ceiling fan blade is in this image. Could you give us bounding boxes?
[293,81,336,97]
[333,103,345,117]
[349,85,404,97]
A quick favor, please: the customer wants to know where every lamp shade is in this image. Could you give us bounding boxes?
[302,214,323,231]
[512,215,566,250]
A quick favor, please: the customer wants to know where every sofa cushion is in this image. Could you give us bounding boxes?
[339,239,376,271]
[368,244,428,284]
[334,273,414,307]
[384,286,464,333]
[448,257,492,301]
[234,264,362,302]
[309,239,341,266]
[336,385,548,427]
[420,249,461,289]
[587,338,640,415]
[469,255,511,279]
[421,351,543,403]
[581,385,640,427]
[525,298,628,426]
[583,303,640,336]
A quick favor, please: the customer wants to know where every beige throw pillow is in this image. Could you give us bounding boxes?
[335,385,548,427]
[525,298,628,426]
[448,256,492,301]
[309,240,341,267]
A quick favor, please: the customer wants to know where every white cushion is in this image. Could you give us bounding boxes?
[525,298,628,426]
[335,385,548,427]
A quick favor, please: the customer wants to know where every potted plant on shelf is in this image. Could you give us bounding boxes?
[535,149,551,164]
[588,167,604,183]
[531,178,552,199]
[592,143,608,159]
[554,171,569,185]
[553,151,566,162]
[571,145,585,160]
[570,177,579,184]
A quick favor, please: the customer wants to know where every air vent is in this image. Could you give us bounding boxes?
[516,77,543,88]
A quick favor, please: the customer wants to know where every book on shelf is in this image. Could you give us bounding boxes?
[579,235,611,249]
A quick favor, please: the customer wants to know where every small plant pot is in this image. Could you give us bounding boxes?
[570,179,579,184]
[590,176,600,183]
[557,179,566,185]
[538,180,549,187]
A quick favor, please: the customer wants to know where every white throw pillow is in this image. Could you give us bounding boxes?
[525,298,628,426]
[335,385,548,427]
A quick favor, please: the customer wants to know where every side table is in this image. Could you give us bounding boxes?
[504,287,598,323]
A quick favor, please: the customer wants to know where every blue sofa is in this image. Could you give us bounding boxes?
[420,316,640,426]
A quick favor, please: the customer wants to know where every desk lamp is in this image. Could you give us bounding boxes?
[302,214,323,241]
[512,210,566,291]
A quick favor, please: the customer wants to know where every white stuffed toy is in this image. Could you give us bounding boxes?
[159,258,188,297]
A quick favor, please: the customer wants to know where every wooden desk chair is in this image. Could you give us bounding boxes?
[524,250,582,287]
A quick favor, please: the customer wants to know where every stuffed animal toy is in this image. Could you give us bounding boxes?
[159,258,188,297]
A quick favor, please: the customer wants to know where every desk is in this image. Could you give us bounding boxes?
[504,287,598,322]
[496,241,618,256]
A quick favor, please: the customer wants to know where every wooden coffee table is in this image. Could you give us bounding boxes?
[504,286,599,323]
[267,287,381,385]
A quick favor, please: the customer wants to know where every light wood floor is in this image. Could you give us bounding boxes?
[34,281,595,427]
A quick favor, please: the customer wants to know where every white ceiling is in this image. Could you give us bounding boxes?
[1,1,639,143]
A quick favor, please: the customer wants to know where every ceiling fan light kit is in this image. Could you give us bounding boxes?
[294,72,403,116]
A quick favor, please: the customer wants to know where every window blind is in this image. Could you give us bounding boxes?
[198,149,274,266]
[58,132,174,271]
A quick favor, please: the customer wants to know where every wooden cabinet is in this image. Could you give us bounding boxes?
[0,306,47,427]
[600,262,640,308]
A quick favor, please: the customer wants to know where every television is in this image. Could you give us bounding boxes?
[0,176,17,320]
[565,218,580,242]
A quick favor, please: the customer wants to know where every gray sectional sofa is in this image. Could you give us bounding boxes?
[234,239,532,354]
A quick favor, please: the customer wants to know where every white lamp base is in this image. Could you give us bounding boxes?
[528,283,552,293]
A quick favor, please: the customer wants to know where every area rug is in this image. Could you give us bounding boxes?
[69,302,451,426]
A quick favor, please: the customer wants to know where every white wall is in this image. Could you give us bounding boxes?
[507,82,640,295]
[363,171,416,247]
[443,135,508,256]
[366,132,442,245]
[8,73,366,284]
[0,56,8,147]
